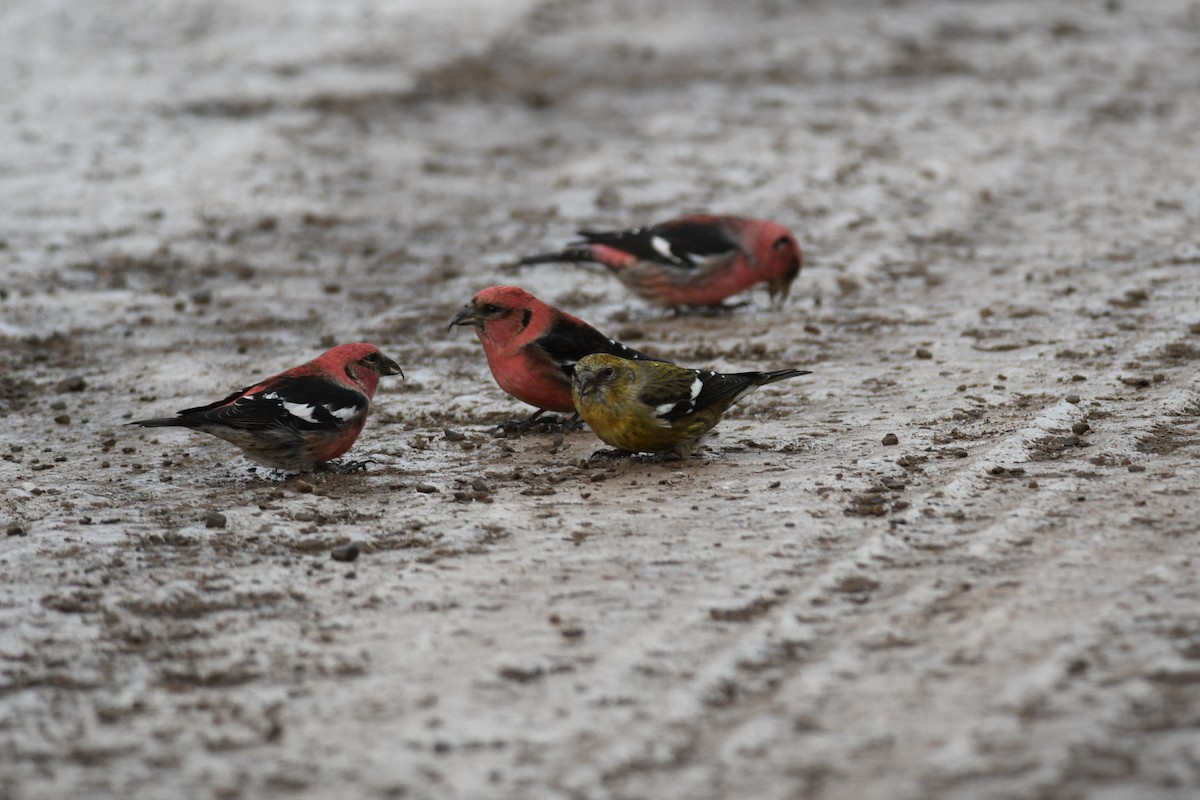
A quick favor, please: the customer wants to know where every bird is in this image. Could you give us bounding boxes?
[130,343,403,472]
[571,352,810,458]
[516,214,803,309]
[449,285,667,428]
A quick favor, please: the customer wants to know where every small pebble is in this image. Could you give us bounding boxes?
[6,524,26,537]
[54,414,71,425]
[55,376,87,393]
[204,511,227,529]
[415,483,438,493]
[1119,376,1151,388]
[881,433,899,446]
[1065,394,1081,404]
[1127,464,1146,473]
[915,348,933,359]
[1071,421,1090,435]
[295,479,315,494]
[443,429,466,442]
[331,543,360,562]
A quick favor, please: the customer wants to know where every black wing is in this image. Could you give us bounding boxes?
[179,376,367,431]
[637,368,758,422]
[645,367,811,421]
[534,317,669,378]
[579,219,741,268]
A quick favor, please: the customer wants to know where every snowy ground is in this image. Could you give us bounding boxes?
[2,1,1200,798]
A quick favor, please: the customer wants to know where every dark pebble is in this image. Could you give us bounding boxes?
[443,429,466,442]
[55,376,87,393]
[54,414,71,425]
[415,483,438,493]
[1119,376,1150,388]
[331,543,359,562]
[471,477,490,492]
[915,348,933,359]
[204,511,227,529]
[1071,421,1090,435]
[881,433,899,446]
[1128,464,1146,473]
[498,664,545,683]
[1065,394,1081,404]
[6,524,26,536]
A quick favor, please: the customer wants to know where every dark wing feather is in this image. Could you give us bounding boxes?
[648,367,811,421]
[180,376,366,431]
[534,318,669,378]
[579,220,740,269]
[642,368,760,422]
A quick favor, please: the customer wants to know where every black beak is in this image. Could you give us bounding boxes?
[574,370,595,397]
[448,305,479,332]
[379,356,404,378]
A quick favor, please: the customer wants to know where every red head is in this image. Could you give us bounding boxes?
[448,285,559,353]
[306,343,403,397]
[748,220,803,304]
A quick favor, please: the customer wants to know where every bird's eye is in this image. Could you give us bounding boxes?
[772,235,792,250]
[482,303,502,314]
[364,353,380,363]
[600,366,615,379]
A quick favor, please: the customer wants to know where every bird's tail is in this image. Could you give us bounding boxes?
[128,417,192,428]
[516,247,596,267]
[757,368,812,386]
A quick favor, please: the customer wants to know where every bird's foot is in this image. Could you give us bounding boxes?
[671,301,749,316]
[496,411,581,437]
[587,448,633,461]
[317,458,375,474]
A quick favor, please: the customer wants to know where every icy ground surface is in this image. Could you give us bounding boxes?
[2,1,1199,798]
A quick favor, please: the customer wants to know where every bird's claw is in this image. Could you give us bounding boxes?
[496,412,582,437]
[670,301,749,316]
[318,458,375,474]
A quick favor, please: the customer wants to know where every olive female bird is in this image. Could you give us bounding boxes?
[572,353,810,458]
